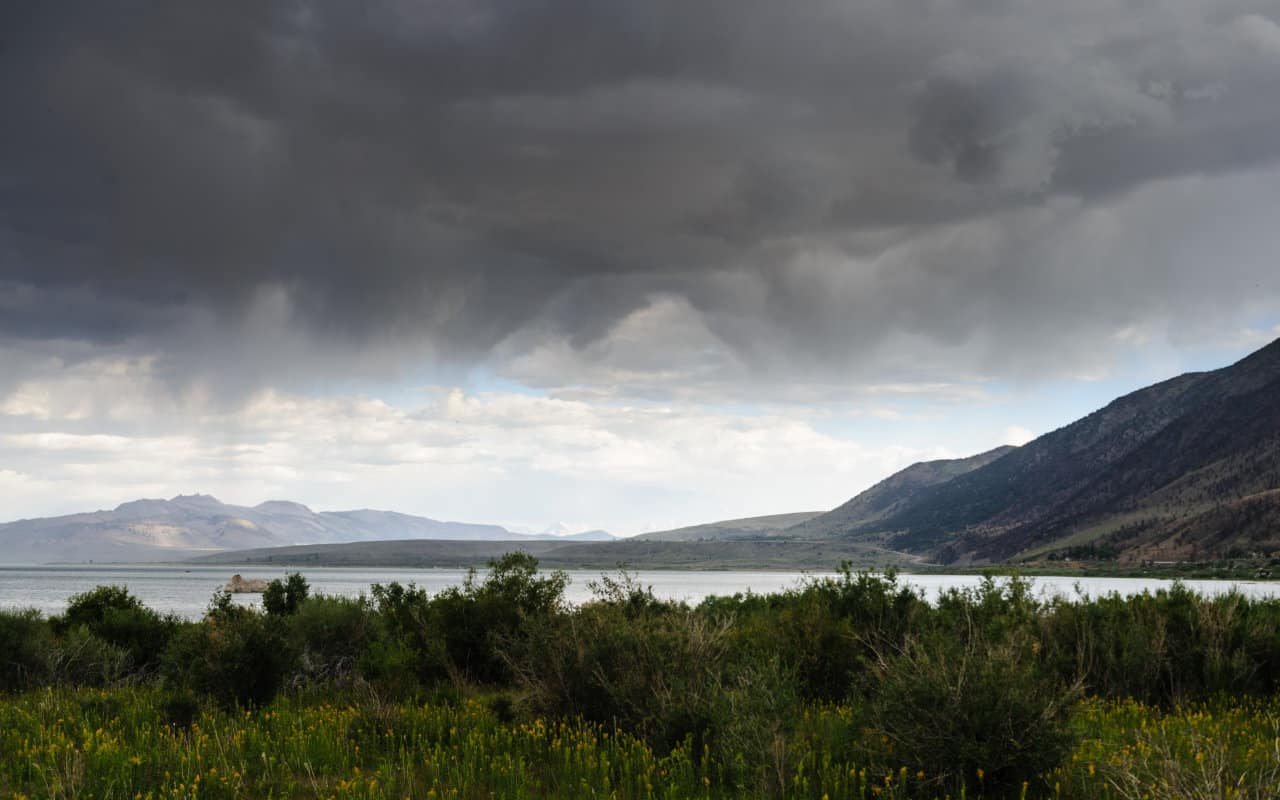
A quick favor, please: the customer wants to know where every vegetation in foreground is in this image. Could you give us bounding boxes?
[4,556,1280,798]
[4,688,1280,800]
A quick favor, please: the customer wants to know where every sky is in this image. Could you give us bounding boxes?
[2,1,1280,535]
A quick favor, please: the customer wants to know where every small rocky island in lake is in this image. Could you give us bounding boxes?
[224,574,270,593]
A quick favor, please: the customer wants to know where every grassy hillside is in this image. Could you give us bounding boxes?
[635,511,824,542]
[191,536,916,570]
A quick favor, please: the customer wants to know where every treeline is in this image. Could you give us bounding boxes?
[5,555,1280,797]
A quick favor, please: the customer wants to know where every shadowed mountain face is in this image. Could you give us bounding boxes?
[0,496,612,564]
[798,338,1280,564]
[785,447,1017,542]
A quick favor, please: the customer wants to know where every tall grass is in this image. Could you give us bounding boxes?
[1054,696,1280,800]
[3,688,1280,799]
[0,687,804,799]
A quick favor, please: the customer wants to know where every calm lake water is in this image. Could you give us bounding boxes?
[1,564,1278,620]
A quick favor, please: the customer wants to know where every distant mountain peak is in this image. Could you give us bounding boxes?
[255,500,315,515]
[560,529,617,541]
[114,497,164,512]
[170,493,224,505]
[1,497,523,563]
[505,522,617,540]
[535,522,606,537]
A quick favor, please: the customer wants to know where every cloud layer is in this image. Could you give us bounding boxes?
[0,354,959,532]
[3,1,1279,399]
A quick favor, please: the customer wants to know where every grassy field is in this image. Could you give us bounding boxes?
[1056,697,1280,799]
[2,688,1279,799]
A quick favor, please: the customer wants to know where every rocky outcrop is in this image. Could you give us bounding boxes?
[224,574,270,593]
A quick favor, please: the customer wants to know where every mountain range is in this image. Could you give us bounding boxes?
[0,495,614,564]
[783,337,1280,564]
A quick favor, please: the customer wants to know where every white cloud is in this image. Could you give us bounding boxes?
[0,356,185,423]
[1002,426,1036,447]
[0,374,962,534]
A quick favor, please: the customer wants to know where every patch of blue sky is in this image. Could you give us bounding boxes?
[811,329,1280,456]
[291,365,554,408]
[460,369,552,398]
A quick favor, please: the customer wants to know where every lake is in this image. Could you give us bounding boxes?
[1,564,1278,620]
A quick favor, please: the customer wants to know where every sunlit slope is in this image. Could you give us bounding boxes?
[635,512,824,542]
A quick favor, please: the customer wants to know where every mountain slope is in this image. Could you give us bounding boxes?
[636,511,824,542]
[974,360,1280,561]
[785,447,1016,541]
[810,338,1280,563]
[314,509,512,542]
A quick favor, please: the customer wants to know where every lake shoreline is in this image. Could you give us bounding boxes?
[3,563,1279,622]
[17,559,1279,581]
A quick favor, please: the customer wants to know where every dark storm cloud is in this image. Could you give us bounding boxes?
[908,73,1030,183]
[3,0,1280,390]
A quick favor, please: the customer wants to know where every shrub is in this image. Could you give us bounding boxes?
[53,585,178,674]
[368,581,450,689]
[932,573,1042,642]
[512,582,731,754]
[430,553,568,685]
[726,568,924,704]
[861,624,1080,797]
[0,607,52,692]
[263,572,310,616]
[162,592,298,708]
[48,626,132,687]
[159,689,201,730]
[290,594,374,683]
[1037,584,1280,703]
[369,558,570,691]
[58,585,143,628]
[753,590,858,702]
[710,657,801,798]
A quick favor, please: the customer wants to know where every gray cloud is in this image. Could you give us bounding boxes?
[3,0,1280,396]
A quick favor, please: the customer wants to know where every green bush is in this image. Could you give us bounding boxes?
[368,581,450,689]
[48,626,132,687]
[53,585,179,674]
[369,558,570,691]
[710,657,801,798]
[0,607,52,692]
[159,688,201,730]
[263,572,310,616]
[430,553,568,685]
[1037,584,1280,703]
[162,592,298,708]
[513,581,730,754]
[750,590,859,702]
[290,594,374,683]
[725,568,924,704]
[861,626,1080,797]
